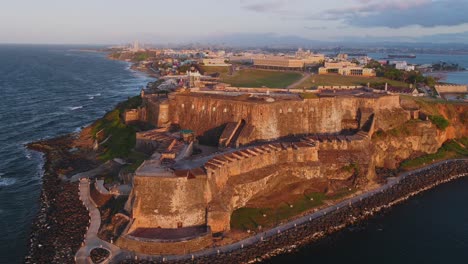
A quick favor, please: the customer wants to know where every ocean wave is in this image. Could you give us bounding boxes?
[0,177,16,187]
[87,93,102,100]
[68,106,83,110]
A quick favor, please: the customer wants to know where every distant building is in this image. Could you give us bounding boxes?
[319,61,376,76]
[390,61,415,71]
[253,55,324,70]
[337,53,348,61]
[253,56,305,69]
[132,40,140,52]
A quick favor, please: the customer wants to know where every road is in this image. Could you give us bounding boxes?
[75,179,121,264]
[287,72,311,89]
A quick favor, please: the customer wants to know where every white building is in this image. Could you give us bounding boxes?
[392,61,415,71]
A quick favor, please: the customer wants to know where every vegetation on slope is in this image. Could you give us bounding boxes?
[428,115,450,131]
[230,188,356,231]
[400,138,468,170]
[90,96,143,161]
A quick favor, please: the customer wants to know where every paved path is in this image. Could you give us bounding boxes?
[287,73,311,89]
[75,179,121,264]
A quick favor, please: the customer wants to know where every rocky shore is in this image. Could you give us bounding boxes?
[118,159,467,264]
[24,128,100,263]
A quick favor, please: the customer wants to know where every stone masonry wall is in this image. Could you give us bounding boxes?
[163,93,400,144]
[131,176,208,230]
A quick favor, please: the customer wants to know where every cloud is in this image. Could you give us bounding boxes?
[323,0,468,28]
[304,26,327,30]
[240,0,301,15]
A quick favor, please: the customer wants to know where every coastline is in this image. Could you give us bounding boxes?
[24,128,100,263]
[23,55,153,263]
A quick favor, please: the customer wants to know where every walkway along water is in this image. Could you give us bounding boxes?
[76,159,468,263]
[75,179,121,264]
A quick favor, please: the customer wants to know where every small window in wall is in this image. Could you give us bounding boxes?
[177,222,183,228]
[223,108,228,113]
[212,107,216,112]
[279,109,283,114]
[192,104,195,109]
[181,103,185,108]
[202,106,205,110]
[288,108,292,113]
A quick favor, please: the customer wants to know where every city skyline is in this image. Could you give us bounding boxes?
[1,0,468,44]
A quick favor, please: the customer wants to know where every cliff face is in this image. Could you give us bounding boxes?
[372,102,468,169]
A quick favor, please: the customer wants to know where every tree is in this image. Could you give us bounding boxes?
[424,76,437,87]
[384,68,403,81]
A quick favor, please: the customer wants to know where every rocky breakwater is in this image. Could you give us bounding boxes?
[120,159,467,264]
[24,127,99,264]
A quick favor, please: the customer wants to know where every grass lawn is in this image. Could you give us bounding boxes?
[200,66,230,75]
[230,188,356,231]
[220,69,303,88]
[293,74,408,89]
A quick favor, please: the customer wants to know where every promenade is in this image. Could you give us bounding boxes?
[75,179,121,264]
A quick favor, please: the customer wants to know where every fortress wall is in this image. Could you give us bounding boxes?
[167,94,401,144]
[206,145,319,192]
[145,97,170,127]
[131,176,208,230]
[435,84,467,94]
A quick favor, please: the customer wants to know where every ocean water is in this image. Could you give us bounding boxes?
[367,52,468,85]
[268,177,468,264]
[0,45,154,263]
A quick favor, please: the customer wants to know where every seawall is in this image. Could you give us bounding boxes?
[116,159,468,264]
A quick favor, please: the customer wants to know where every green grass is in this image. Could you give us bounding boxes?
[400,139,468,169]
[428,115,450,131]
[220,69,302,88]
[230,188,356,231]
[295,74,408,89]
[200,66,230,75]
[91,96,143,161]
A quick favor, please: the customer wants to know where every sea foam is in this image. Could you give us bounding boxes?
[0,177,16,187]
[68,106,83,110]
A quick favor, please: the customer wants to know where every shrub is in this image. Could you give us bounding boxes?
[300,93,318,99]
[429,115,450,131]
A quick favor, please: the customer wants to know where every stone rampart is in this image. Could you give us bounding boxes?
[164,93,400,145]
[130,176,208,230]
[435,84,467,94]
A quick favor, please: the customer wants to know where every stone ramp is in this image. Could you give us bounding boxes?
[218,120,245,148]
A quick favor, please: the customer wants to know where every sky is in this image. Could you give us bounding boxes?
[0,0,468,44]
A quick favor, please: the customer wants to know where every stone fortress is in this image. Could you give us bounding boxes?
[117,85,432,254]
